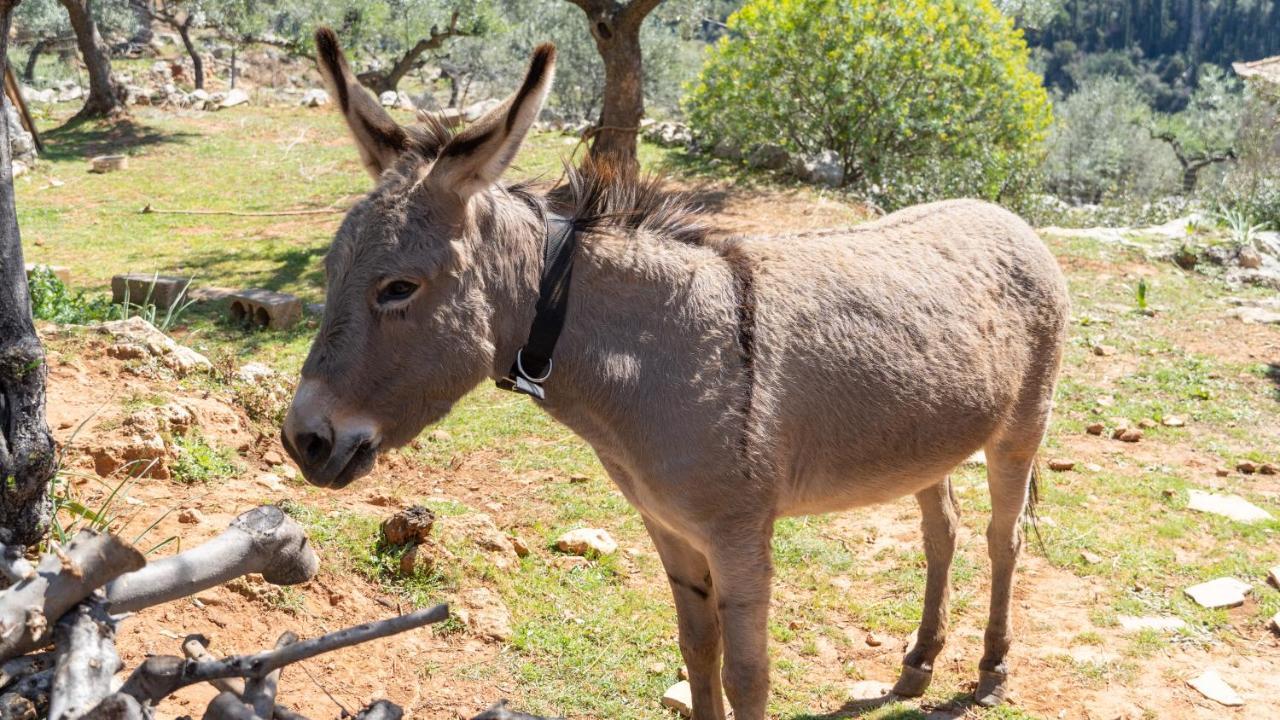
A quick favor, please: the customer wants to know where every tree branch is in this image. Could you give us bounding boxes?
[49,597,121,720]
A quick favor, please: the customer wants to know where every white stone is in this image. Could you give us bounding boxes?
[236,362,276,384]
[456,587,512,641]
[219,88,250,108]
[379,90,398,107]
[99,317,211,375]
[1184,577,1252,609]
[1268,565,1280,589]
[300,88,330,107]
[463,98,502,121]
[661,681,692,716]
[1187,490,1273,524]
[189,88,211,102]
[1116,615,1187,633]
[555,528,618,557]
[1187,669,1244,706]
[847,680,892,700]
[256,473,285,491]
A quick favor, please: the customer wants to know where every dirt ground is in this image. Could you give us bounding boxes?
[34,181,1280,720]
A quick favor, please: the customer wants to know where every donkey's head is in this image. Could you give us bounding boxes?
[283,28,555,488]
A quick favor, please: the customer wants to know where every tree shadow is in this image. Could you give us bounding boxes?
[177,244,328,297]
[1266,363,1280,402]
[787,691,974,720]
[40,116,196,161]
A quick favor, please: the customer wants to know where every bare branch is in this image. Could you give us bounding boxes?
[242,633,296,719]
[0,544,35,586]
[49,598,121,720]
[79,693,146,720]
[0,532,145,662]
[181,637,306,720]
[470,700,562,720]
[0,652,52,691]
[104,506,319,615]
[120,605,449,703]
[202,691,262,720]
[353,701,401,720]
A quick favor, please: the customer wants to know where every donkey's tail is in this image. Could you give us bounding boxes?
[1023,459,1047,555]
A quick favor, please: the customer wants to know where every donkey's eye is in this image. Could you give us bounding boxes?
[377,280,420,305]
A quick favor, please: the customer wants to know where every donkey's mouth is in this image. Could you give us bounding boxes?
[321,439,379,489]
[284,430,380,489]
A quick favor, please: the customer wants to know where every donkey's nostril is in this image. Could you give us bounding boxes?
[299,432,333,466]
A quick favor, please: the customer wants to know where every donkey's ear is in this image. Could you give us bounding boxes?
[428,44,556,200]
[315,27,410,180]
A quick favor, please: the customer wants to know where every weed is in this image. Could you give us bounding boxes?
[118,272,197,332]
[1135,277,1149,312]
[26,266,114,324]
[170,434,238,485]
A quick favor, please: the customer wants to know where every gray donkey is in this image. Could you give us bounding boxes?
[284,30,1070,719]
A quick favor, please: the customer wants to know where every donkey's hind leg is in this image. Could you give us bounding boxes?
[892,476,959,697]
[976,433,1044,706]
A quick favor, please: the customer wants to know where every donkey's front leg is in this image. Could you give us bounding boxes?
[707,521,775,720]
[644,518,727,720]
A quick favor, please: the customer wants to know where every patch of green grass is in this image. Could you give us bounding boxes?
[170,433,239,485]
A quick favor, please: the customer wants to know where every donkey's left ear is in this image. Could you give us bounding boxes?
[428,44,556,200]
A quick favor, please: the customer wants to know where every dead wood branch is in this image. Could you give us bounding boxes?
[105,506,318,614]
[242,633,295,720]
[138,205,345,218]
[49,598,119,720]
[0,653,52,692]
[0,545,35,586]
[181,637,305,720]
[202,691,259,720]
[352,701,401,720]
[0,532,144,662]
[78,694,146,720]
[0,669,51,717]
[120,604,449,703]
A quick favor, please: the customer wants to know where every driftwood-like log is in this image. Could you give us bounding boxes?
[352,700,401,720]
[0,532,145,662]
[0,653,52,692]
[49,598,120,720]
[0,669,51,717]
[242,633,295,720]
[105,506,319,614]
[181,637,305,720]
[202,691,259,720]
[120,604,449,703]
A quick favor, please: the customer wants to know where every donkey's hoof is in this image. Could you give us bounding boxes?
[974,669,1009,707]
[891,664,933,697]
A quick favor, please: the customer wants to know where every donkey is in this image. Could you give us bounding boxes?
[283,30,1070,719]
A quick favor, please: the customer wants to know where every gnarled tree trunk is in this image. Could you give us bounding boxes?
[176,15,203,90]
[59,0,126,120]
[567,0,663,174]
[0,0,55,547]
[357,12,468,95]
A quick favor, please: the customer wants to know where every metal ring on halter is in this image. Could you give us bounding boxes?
[516,349,553,383]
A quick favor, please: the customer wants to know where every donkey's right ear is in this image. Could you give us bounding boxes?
[315,27,410,180]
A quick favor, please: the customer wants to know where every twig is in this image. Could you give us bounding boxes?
[243,632,296,719]
[0,652,53,692]
[203,691,263,720]
[182,636,307,720]
[120,604,449,703]
[138,204,345,217]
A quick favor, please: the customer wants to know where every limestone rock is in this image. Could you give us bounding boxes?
[381,505,437,546]
[1187,490,1273,524]
[178,508,205,524]
[661,681,692,717]
[1184,577,1251,608]
[1187,669,1244,706]
[300,88,330,107]
[442,513,519,569]
[99,317,211,376]
[457,587,512,641]
[555,528,618,557]
[219,88,250,108]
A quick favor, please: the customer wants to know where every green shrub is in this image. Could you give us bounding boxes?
[171,434,239,485]
[1206,88,1280,230]
[27,267,114,324]
[684,0,1051,208]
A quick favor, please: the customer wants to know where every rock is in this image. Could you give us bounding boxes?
[101,317,212,375]
[793,149,844,188]
[1162,415,1185,427]
[1184,577,1251,608]
[661,681,692,716]
[1085,422,1105,436]
[379,90,399,107]
[178,508,205,524]
[1080,550,1103,565]
[747,143,790,171]
[1083,462,1102,472]
[1113,428,1143,443]
[11,160,28,178]
[1270,611,1280,635]
[382,505,437,546]
[300,88,330,107]
[1187,669,1244,706]
[155,402,196,434]
[711,139,742,161]
[509,535,530,558]
[457,587,512,641]
[555,528,618,557]
[1267,565,1280,589]
[1187,490,1273,524]
[57,85,84,102]
[90,155,128,173]
[261,449,284,466]
[436,107,465,127]
[399,543,435,576]
[1116,615,1187,633]
[428,429,452,443]
[189,88,211,103]
[1048,459,1075,472]
[1216,467,1231,477]
[1236,461,1257,474]
[864,632,883,647]
[219,88,250,108]
[1138,418,1157,429]
[235,362,276,384]
[462,98,501,122]
[255,473,285,491]
[847,680,891,701]
[1236,246,1263,269]
[1092,343,1116,356]
[1260,463,1277,475]
[443,514,519,568]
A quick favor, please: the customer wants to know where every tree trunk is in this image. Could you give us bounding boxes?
[59,0,126,120]
[23,38,50,84]
[130,0,154,45]
[0,0,55,548]
[177,17,203,90]
[568,0,663,174]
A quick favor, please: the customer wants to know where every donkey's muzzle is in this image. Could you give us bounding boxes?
[283,424,379,489]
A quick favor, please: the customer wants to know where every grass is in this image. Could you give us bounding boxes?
[20,104,1280,719]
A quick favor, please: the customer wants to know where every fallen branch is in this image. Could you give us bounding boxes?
[79,693,145,720]
[0,653,53,691]
[138,204,345,217]
[0,544,36,586]
[181,637,305,720]
[105,506,318,615]
[352,701,401,720]
[203,691,259,720]
[242,633,295,719]
[49,598,120,720]
[0,532,145,662]
[119,604,449,703]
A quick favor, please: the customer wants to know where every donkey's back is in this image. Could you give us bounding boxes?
[745,199,1069,516]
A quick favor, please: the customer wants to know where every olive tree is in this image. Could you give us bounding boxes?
[686,0,1052,208]
[59,0,127,118]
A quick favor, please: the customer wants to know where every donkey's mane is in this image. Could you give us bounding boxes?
[541,158,710,247]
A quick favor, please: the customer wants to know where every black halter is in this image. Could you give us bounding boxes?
[496,210,578,400]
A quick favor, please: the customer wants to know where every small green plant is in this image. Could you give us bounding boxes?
[26,267,114,324]
[1136,278,1149,312]
[170,434,239,485]
[1217,208,1268,251]
[118,273,197,332]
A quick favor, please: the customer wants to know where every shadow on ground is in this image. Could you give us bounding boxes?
[1267,362,1280,402]
[788,691,974,720]
[41,117,196,161]
[178,244,327,295]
